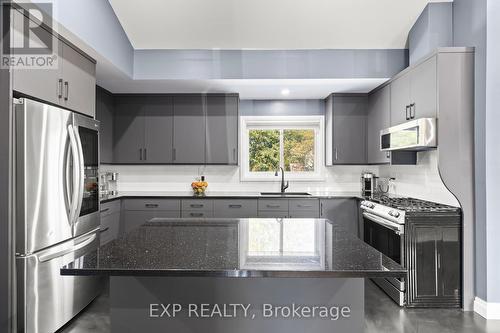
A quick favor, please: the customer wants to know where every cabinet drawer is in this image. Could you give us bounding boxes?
[258,211,289,218]
[100,200,121,217]
[289,199,319,211]
[258,199,289,211]
[182,200,214,211]
[214,200,258,218]
[122,199,180,211]
[289,211,320,218]
[122,210,180,233]
[182,211,214,218]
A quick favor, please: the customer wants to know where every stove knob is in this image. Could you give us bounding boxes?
[388,210,394,216]
[392,211,401,218]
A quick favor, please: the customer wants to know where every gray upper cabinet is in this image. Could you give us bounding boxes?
[367,86,391,164]
[172,95,206,164]
[205,95,239,164]
[60,43,96,117]
[96,86,114,164]
[390,56,437,125]
[143,96,174,163]
[113,96,145,164]
[325,94,367,165]
[11,9,96,118]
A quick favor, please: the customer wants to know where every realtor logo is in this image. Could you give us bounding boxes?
[1,1,58,69]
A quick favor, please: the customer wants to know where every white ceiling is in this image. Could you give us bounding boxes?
[109,0,449,50]
[97,78,388,99]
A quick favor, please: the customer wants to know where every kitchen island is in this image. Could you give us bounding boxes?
[61,218,405,333]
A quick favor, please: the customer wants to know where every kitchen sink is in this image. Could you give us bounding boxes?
[260,192,311,196]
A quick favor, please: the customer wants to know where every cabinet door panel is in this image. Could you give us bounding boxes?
[61,42,96,117]
[331,96,367,164]
[440,226,461,298]
[144,96,173,163]
[96,87,114,163]
[100,211,120,245]
[214,200,258,218]
[11,9,62,106]
[367,86,391,164]
[320,199,358,236]
[410,56,437,119]
[205,96,238,164]
[414,226,439,297]
[113,97,145,163]
[172,96,206,164]
[390,73,411,126]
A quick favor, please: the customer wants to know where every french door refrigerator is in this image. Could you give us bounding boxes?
[14,97,102,333]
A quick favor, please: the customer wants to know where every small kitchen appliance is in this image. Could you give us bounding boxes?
[361,172,378,197]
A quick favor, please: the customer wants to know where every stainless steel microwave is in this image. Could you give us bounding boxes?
[380,118,437,151]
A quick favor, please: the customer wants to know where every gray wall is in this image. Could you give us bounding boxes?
[240,100,324,117]
[134,49,409,80]
[484,0,500,304]
[452,0,488,302]
[408,2,453,65]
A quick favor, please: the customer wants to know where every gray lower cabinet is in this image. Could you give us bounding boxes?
[96,86,114,164]
[405,218,461,307]
[214,200,258,218]
[205,95,239,164]
[11,8,96,117]
[113,97,145,163]
[367,86,391,164]
[121,199,181,233]
[181,199,214,218]
[320,198,359,236]
[289,199,320,218]
[172,95,206,164]
[258,199,289,218]
[100,200,121,245]
[325,94,367,165]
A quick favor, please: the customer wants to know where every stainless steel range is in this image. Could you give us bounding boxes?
[360,196,461,307]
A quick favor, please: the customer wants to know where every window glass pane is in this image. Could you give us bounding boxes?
[283,220,316,255]
[283,129,315,172]
[248,219,280,255]
[249,129,280,172]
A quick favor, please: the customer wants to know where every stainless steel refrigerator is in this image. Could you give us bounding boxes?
[14,97,102,333]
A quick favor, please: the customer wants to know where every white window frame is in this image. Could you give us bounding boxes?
[240,116,324,181]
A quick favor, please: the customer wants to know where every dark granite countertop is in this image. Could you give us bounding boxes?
[100,191,365,203]
[61,218,405,278]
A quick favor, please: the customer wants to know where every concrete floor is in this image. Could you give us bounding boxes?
[59,280,500,333]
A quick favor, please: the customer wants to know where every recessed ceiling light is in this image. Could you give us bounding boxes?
[281,88,290,96]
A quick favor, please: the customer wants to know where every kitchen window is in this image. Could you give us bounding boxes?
[240,116,324,181]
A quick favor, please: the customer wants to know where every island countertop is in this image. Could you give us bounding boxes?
[61,218,405,278]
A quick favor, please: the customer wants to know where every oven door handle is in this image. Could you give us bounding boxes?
[363,212,404,235]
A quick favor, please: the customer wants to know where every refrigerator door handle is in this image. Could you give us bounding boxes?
[38,233,96,263]
[67,125,81,225]
[73,125,85,224]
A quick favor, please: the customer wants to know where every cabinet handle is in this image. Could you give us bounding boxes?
[266,204,280,208]
[410,103,416,119]
[405,105,410,120]
[334,148,338,161]
[229,204,242,208]
[190,204,204,208]
[297,205,313,208]
[64,81,69,101]
[58,79,63,98]
[100,208,110,213]
[320,202,323,217]
[172,148,176,161]
[145,203,159,208]
[144,148,147,161]
[100,226,110,233]
[437,253,441,269]
[139,148,143,161]
[233,148,236,162]
[190,212,204,217]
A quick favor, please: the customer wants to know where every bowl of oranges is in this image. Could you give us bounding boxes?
[191,176,208,196]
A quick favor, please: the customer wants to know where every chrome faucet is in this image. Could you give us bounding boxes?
[275,167,289,193]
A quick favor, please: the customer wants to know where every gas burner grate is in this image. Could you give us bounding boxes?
[373,196,459,213]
